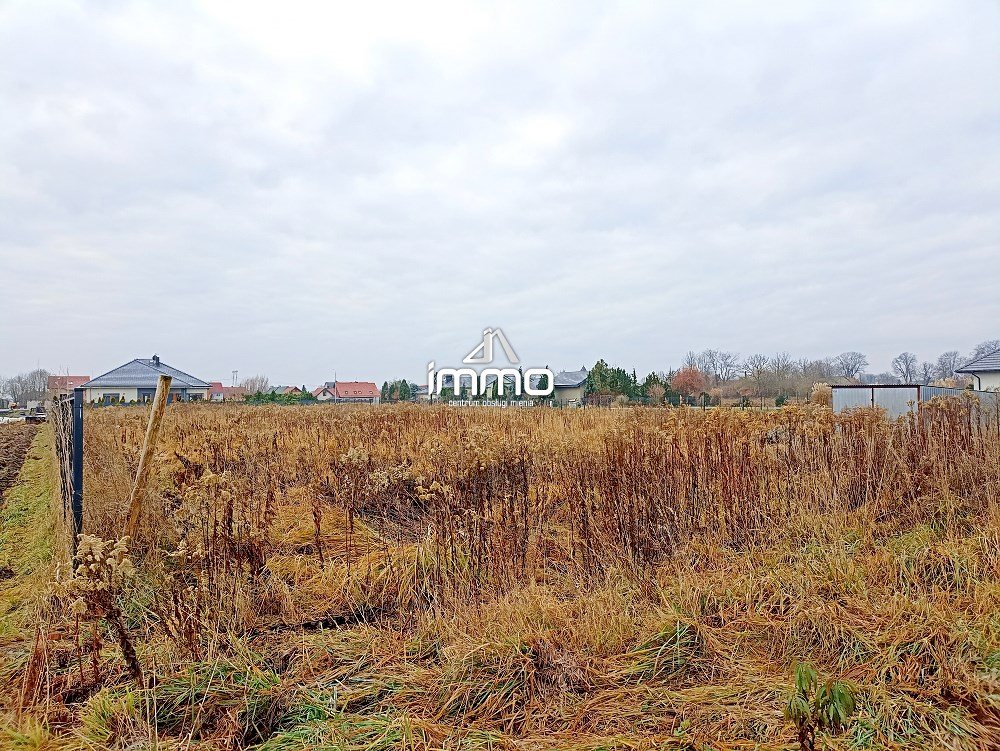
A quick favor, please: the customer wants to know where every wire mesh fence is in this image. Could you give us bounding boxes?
[50,389,83,555]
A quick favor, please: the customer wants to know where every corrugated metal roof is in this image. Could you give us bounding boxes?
[554,368,588,388]
[956,349,1000,374]
[83,358,210,389]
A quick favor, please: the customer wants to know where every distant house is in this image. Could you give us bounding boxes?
[268,386,303,396]
[47,375,91,400]
[310,381,379,404]
[553,368,588,405]
[222,386,248,401]
[413,385,430,402]
[209,382,226,402]
[312,383,337,401]
[334,381,380,404]
[82,355,210,405]
[956,349,1000,391]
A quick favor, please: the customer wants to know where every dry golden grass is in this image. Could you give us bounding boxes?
[3,399,1000,750]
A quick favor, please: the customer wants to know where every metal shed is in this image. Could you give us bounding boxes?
[832,384,1000,419]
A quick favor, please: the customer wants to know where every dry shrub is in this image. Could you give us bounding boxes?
[810,382,833,407]
[9,398,1000,750]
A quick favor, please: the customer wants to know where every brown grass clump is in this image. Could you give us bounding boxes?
[810,382,833,407]
[3,400,1000,750]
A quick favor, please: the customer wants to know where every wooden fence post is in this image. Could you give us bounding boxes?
[124,374,172,538]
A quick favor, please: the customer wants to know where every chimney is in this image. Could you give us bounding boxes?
[152,354,160,368]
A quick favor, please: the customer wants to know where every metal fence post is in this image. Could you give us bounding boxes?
[72,386,84,545]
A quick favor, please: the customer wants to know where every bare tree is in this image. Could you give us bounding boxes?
[4,369,50,404]
[799,358,835,381]
[919,361,935,385]
[835,352,868,379]
[968,339,1000,363]
[891,352,918,383]
[696,350,720,385]
[645,383,666,405]
[935,351,961,379]
[769,352,794,396]
[717,351,741,382]
[239,374,270,394]
[744,354,771,398]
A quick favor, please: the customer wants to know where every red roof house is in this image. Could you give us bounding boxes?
[334,381,380,403]
[222,386,248,401]
[47,375,91,396]
[312,385,336,401]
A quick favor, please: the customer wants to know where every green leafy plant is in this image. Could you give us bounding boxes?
[785,662,857,751]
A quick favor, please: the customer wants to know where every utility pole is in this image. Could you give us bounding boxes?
[232,370,238,387]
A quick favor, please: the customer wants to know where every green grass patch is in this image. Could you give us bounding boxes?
[0,426,57,637]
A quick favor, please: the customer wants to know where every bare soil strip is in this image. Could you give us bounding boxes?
[0,423,38,500]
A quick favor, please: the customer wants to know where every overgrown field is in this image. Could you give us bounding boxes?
[3,401,1000,750]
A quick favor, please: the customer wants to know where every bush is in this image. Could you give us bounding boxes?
[810,383,833,407]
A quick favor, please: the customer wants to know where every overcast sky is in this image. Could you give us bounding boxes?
[1,0,998,385]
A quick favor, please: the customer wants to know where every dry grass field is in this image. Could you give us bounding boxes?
[3,400,1000,750]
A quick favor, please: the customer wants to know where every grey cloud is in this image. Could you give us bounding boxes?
[1,0,998,384]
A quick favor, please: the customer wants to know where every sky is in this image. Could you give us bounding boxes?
[1,0,998,386]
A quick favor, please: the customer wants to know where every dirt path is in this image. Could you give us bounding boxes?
[0,422,38,500]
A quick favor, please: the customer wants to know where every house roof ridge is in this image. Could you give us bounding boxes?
[956,348,1000,374]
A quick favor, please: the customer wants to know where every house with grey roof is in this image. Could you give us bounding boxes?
[82,355,210,405]
[553,367,589,405]
[956,349,1000,391]
[267,385,303,396]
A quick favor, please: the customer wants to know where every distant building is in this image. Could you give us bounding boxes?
[82,355,210,405]
[956,349,1000,391]
[312,383,337,401]
[222,386,248,401]
[553,368,588,405]
[268,386,303,396]
[335,381,380,404]
[309,381,380,404]
[205,383,247,402]
[47,375,91,399]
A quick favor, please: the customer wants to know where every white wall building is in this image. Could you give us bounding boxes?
[956,349,1000,391]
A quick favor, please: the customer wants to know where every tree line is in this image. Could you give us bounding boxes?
[581,338,999,405]
[3,337,996,408]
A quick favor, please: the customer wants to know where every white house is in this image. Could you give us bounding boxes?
[956,349,1000,391]
[82,355,211,405]
[552,368,588,405]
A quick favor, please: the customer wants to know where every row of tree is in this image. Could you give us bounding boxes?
[0,368,50,405]
[574,338,997,405]
[3,338,996,407]
[382,380,418,402]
